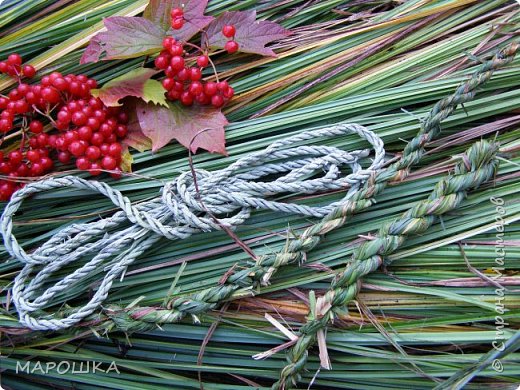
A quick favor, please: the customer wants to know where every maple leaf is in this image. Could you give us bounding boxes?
[205,10,289,57]
[91,68,167,107]
[135,100,228,155]
[144,0,213,42]
[123,98,153,153]
[80,17,165,63]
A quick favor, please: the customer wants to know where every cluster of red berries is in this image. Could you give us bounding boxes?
[0,54,128,201]
[222,25,239,54]
[0,53,36,79]
[155,37,235,108]
[170,7,185,30]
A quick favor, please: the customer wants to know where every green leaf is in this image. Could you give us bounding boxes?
[91,68,167,107]
[80,16,165,63]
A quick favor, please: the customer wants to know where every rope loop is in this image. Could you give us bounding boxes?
[1,123,384,330]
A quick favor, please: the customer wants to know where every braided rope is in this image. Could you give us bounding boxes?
[273,140,500,389]
[1,124,385,330]
[256,41,519,286]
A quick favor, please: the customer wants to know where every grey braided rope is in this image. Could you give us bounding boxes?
[1,124,384,330]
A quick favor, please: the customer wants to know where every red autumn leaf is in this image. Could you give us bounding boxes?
[135,100,228,155]
[123,99,153,153]
[80,17,165,63]
[91,68,166,107]
[144,0,214,42]
[204,10,289,57]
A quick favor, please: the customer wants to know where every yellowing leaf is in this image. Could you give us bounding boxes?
[135,100,228,155]
[91,68,167,107]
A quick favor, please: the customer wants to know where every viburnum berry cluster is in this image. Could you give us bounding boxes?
[0,54,128,201]
[154,9,238,108]
[155,36,235,108]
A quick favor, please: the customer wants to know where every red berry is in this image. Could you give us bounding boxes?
[155,55,170,70]
[102,155,117,170]
[58,151,71,164]
[29,120,44,134]
[69,140,86,157]
[89,162,102,176]
[8,150,23,165]
[167,89,181,101]
[217,81,229,91]
[17,83,30,96]
[14,100,29,114]
[224,41,239,54]
[115,124,128,138]
[17,164,30,176]
[211,94,224,108]
[162,77,175,91]
[196,55,209,68]
[64,130,79,144]
[189,67,202,81]
[26,150,40,163]
[180,91,193,106]
[22,65,36,78]
[176,67,189,81]
[108,143,122,158]
[69,81,81,96]
[36,133,49,147]
[204,82,217,96]
[188,81,203,96]
[163,36,175,49]
[99,143,110,155]
[0,61,8,73]
[171,18,184,30]
[57,110,71,123]
[41,87,61,104]
[30,163,44,176]
[87,79,97,89]
[0,97,9,109]
[91,132,104,146]
[78,126,93,141]
[86,146,101,161]
[110,167,122,179]
[8,89,21,100]
[0,119,12,132]
[52,77,68,91]
[76,157,90,170]
[86,117,100,130]
[7,54,22,66]
[170,56,185,71]
[224,86,235,99]
[170,7,183,18]
[169,44,183,57]
[71,111,87,126]
[22,65,36,79]
[1,110,14,120]
[40,157,53,170]
[222,25,236,38]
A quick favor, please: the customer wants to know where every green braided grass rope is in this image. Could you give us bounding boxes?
[272,140,501,389]
[53,41,518,335]
[256,41,519,286]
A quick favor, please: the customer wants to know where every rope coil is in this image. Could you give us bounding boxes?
[1,123,384,330]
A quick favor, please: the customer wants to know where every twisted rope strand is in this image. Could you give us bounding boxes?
[257,42,518,286]
[1,124,384,330]
[272,140,500,389]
